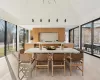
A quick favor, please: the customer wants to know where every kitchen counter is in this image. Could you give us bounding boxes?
[26,42,66,44]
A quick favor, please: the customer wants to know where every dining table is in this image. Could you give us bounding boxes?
[24,47,80,78]
[24,48,80,54]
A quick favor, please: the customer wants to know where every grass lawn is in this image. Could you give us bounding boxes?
[0,47,4,57]
[0,46,16,57]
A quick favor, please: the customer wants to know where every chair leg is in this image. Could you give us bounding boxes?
[35,66,37,76]
[18,62,20,78]
[70,66,72,76]
[82,64,84,76]
[30,65,34,78]
[64,61,65,76]
[52,61,53,77]
[29,67,32,78]
[35,61,37,76]
[48,61,49,75]
[69,54,72,76]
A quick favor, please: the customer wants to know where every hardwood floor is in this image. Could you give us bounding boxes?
[0,53,100,80]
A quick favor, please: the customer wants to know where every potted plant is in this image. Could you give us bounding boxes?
[30,36,33,42]
[22,42,24,49]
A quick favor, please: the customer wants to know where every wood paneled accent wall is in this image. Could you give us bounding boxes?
[32,28,65,42]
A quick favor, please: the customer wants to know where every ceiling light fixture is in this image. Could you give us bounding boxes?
[43,0,56,4]
[56,19,58,22]
[32,19,34,22]
[40,19,42,22]
[64,19,66,22]
[48,19,50,22]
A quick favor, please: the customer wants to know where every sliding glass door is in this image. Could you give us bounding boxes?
[7,22,16,54]
[0,18,29,57]
[74,27,79,49]
[0,19,5,57]
[68,18,100,58]
[69,30,74,43]
[93,20,100,57]
[69,27,79,49]
[25,30,29,43]
[82,23,92,54]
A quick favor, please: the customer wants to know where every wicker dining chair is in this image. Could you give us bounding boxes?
[63,43,74,48]
[19,49,24,54]
[18,49,35,80]
[35,53,50,76]
[66,50,84,76]
[51,53,65,76]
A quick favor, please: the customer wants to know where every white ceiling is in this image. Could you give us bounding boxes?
[19,0,81,29]
[1,0,100,30]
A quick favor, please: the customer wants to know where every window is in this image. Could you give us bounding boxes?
[0,19,5,57]
[7,22,16,54]
[25,30,29,43]
[93,20,100,57]
[82,23,92,54]
[69,30,74,43]
[19,27,24,49]
[74,27,79,49]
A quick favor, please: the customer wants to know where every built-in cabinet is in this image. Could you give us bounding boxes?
[31,28,65,42]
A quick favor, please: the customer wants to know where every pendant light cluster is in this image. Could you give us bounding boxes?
[32,19,67,23]
[43,0,56,4]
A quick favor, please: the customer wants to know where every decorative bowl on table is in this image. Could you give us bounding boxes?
[46,46,56,50]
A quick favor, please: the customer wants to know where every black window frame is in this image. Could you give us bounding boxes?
[80,18,100,58]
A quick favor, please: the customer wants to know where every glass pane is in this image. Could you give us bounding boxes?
[19,27,24,49]
[82,23,92,54]
[70,30,73,43]
[7,22,16,54]
[25,30,28,43]
[0,19,5,57]
[65,31,69,43]
[93,20,100,57]
[74,27,79,49]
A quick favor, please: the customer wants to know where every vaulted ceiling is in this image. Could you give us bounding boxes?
[19,0,81,29]
[0,0,100,29]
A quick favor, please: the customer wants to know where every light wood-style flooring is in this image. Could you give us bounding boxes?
[0,53,100,80]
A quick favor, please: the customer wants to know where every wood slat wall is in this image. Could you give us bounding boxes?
[24,44,34,50]
[31,28,65,42]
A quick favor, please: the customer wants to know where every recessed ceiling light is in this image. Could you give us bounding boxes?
[43,0,56,4]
